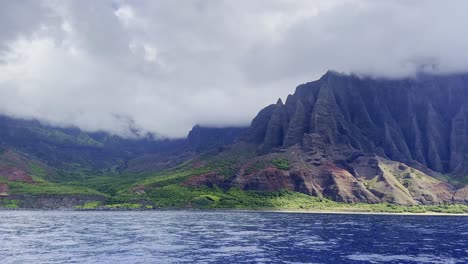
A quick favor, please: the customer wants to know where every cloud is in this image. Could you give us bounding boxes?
[0,0,467,137]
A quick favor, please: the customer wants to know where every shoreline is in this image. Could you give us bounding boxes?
[1,207,467,216]
[246,209,468,216]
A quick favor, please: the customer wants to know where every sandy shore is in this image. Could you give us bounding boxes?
[241,209,468,216]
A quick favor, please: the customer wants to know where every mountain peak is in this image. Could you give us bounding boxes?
[275,98,284,106]
[248,71,468,177]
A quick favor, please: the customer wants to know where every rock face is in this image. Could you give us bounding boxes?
[182,172,225,188]
[202,71,468,204]
[248,71,468,177]
[187,125,247,152]
[454,186,468,203]
[0,183,8,196]
[0,165,34,183]
[222,142,458,205]
[348,155,455,205]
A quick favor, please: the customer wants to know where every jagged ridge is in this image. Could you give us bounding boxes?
[248,71,468,177]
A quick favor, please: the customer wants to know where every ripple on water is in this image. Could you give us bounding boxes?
[0,211,466,264]
[346,253,460,264]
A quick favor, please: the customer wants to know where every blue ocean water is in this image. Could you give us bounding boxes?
[0,210,466,263]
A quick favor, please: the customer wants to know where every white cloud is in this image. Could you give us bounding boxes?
[0,0,467,137]
[114,5,135,27]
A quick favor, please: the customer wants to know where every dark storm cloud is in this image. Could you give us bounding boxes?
[0,0,467,137]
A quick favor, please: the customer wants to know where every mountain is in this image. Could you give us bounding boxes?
[0,116,245,208]
[0,71,467,209]
[187,125,247,152]
[180,71,468,205]
[0,115,245,173]
[248,71,468,177]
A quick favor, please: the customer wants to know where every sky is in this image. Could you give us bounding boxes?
[1,0,468,138]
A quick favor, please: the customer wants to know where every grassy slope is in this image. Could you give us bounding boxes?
[0,163,104,196]
[1,154,466,213]
[73,159,467,213]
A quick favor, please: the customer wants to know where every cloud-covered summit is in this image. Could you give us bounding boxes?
[1,0,467,137]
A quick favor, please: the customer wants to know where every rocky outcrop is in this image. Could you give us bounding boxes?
[450,106,468,175]
[225,147,464,205]
[187,125,247,152]
[218,87,468,205]
[182,172,225,188]
[179,72,468,205]
[453,186,468,203]
[314,163,379,203]
[0,183,8,196]
[235,167,294,191]
[349,155,455,205]
[283,100,306,147]
[248,105,276,144]
[259,99,289,153]
[0,165,34,183]
[248,71,468,177]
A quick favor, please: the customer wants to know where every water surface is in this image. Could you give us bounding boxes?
[0,210,466,263]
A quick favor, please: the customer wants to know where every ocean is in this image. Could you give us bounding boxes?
[0,210,466,263]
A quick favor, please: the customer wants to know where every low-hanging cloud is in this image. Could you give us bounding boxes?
[1,0,468,138]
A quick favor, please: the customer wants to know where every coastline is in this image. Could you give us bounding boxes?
[246,209,468,216]
[1,207,467,216]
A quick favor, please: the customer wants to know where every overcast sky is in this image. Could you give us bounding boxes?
[1,0,467,138]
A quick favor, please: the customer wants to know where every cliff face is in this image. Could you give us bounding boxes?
[187,125,246,152]
[248,71,468,177]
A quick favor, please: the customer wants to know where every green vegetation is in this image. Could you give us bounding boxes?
[140,166,210,187]
[104,203,145,209]
[62,161,468,214]
[0,177,104,196]
[203,150,251,178]
[271,158,290,171]
[207,159,238,178]
[244,161,268,175]
[110,183,468,213]
[30,163,47,179]
[86,164,464,213]
[111,185,334,209]
[7,180,103,195]
[438,174,468,188]
[32,128,103,147]
[75,201,101,209]
[67,172,152,196]
[1,158,466,214]
[0,199,19,209]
